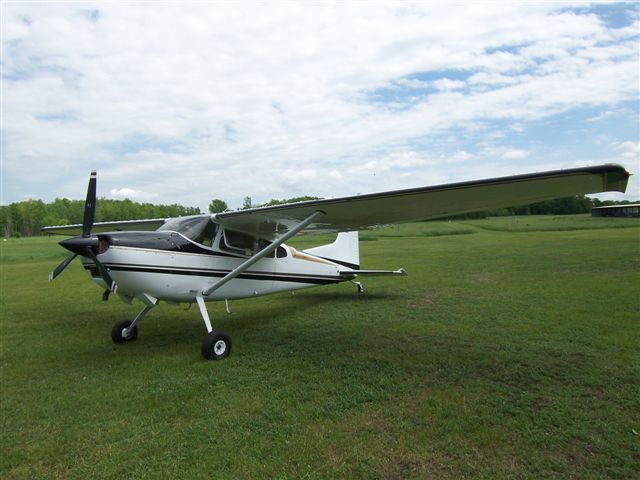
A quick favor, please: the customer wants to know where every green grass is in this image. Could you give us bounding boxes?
[0,236,71,264]
[460,214,639,232]
[1,216,639,479]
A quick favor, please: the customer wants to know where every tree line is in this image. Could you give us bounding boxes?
[444,195,635,219]
[1,198,201,237]
[208,196,322,213]
[1,194,634,238]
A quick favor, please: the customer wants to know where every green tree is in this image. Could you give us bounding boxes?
[0,205,13,237]
[259,196,321,207]
[242,196,252,210]
[208,199,228,213]
[14,199,46,236]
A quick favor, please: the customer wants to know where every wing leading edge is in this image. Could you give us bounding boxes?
[214,164,629,238]
[41,218,168,236]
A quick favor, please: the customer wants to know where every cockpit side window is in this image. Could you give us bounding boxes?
[158,216,218,247]
[220,229,274,257]
[194,220,217,247]
[220,229,256,256]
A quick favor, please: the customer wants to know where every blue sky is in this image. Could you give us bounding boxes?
[1,2,638,211]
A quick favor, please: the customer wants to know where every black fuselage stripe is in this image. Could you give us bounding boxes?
[85,264,341,285]
[316,256,359,270]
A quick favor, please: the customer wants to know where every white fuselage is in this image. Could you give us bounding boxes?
[81,243,347,303]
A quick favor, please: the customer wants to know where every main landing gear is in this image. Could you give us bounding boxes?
[201,331,232,360]
[196,295,231,360]
[109,293,231,360]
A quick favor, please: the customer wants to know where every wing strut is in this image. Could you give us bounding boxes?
[201,210,325,297]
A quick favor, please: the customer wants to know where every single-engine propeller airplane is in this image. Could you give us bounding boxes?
[44,164,629,359]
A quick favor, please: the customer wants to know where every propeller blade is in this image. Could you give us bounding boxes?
[82,171,97,237]
[84,247,118,293]
[49,253,78,281]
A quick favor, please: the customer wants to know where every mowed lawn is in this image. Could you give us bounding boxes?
[1,216,639,479]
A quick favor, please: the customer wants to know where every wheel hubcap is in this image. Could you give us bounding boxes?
[214,339,227,356]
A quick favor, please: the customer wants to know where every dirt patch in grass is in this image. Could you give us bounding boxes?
[467,271,498,284]
[383,453,433,480]
[405,293,435,308]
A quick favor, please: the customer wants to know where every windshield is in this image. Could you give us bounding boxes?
[158,216,218,247]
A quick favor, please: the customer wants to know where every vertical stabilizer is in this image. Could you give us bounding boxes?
[303,231,360,270]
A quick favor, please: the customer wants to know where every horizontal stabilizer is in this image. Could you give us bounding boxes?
[339,268,408,277]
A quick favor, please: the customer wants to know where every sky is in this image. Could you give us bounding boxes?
[1,2,639,211]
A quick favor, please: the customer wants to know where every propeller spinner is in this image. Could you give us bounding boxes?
[49,171,117,292]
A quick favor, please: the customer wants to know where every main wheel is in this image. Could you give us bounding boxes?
[112,320,138,343]
[201,331,232,360]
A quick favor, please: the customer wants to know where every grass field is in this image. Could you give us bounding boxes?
[1,215,639,479]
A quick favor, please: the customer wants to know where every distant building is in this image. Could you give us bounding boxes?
[591,203,640,217]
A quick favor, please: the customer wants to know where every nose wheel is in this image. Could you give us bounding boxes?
[111,319,138,343]
[111,302,155,344]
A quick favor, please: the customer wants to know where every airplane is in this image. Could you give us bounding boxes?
[43,164,630,360]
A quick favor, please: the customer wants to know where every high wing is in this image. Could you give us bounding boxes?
[214,164,629,238]
[41,218,168,236]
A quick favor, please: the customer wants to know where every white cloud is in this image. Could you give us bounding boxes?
[110,188,159,200]
[615,141,640,159]
[328,170,343,181]
[432,78,466,91]
[349,151,429,175]
[279,169,318,187]
[468,72,527,87]
[1,2,638,208]
[501,149,529,160]
[446,151,474,164]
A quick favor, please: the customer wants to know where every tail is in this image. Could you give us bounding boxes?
[303,231,360,270]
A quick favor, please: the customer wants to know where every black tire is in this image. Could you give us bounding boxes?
[112,320,138,343]
[201,331,232,360]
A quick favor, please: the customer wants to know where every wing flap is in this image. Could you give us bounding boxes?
[214,164,629,238]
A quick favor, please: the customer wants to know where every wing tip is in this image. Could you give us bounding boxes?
[599,163,631,193]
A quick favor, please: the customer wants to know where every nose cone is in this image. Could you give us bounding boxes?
[59,236,99,256]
